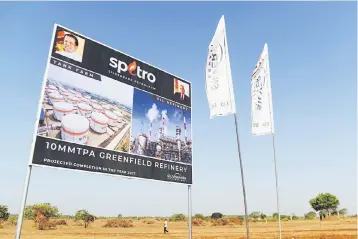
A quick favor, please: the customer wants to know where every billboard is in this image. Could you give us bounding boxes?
[32,24,192,184]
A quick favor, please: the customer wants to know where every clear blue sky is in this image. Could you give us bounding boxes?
[0,2,356,217]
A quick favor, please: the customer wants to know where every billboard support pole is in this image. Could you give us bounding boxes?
[188,185,192,239]
[272,133,282,239]
[233,113,250,239]
[15,165,33,239]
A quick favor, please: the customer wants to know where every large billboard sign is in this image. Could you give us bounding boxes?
[32,24,193,184]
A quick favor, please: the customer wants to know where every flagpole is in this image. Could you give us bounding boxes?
[233,113,250,239]
[272,133,282,239]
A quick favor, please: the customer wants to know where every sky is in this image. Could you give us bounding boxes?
[0,2,356,217]
[131,88,192,141]
[48,64,134,108]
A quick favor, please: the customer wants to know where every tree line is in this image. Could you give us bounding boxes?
[0,192,352,230]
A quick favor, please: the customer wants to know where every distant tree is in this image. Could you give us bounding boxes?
[74,210,95,228]
[117,214,123,218]
[193,214,205,220]
[332,208,348,217]
[24,203,59,220]
[309,193,340,217]
[249,212,262,221]
[170,214,186,222]
[304,211,317,220]
[24,203,59,230]
[211,212,223,220]
[0,205,10,221]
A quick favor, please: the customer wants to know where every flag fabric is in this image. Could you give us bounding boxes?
[251,43,275,136]
[205,15,236,119]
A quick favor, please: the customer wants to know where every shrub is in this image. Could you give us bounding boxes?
[193,214,205,220]
[0,205,10,221]
[142,220,155,224]
[103,219,134,228]
[192,218,205,226]
[228,217,243,225]
[52,219,67,226]
[170,214,186,222]
[211,212,223,220]
[211,218,230,226]
[305,211,317,220]
[7,215,17,226]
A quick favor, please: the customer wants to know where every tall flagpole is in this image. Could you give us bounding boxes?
[266,44,282,239]
[272,133,282,239]
[205,15,251,239]
[233,113,250,239]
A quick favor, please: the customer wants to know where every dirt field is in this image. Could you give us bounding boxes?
[0,218,356,239]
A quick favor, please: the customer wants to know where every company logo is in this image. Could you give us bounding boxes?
[109,57,156,83]
[167,173,187,182]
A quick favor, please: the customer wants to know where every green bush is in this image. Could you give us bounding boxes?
[193,214,205,220]
[170,214,186,222]
[211,212,223,220]
[0,205,10,221]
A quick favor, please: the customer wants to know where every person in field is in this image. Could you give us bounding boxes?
[163,219,169,233]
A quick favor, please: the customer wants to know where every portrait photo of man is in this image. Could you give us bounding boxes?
[55,31,84,62]
[173,78,190,105]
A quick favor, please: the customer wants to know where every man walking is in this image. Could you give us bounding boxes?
[164,219,169,233]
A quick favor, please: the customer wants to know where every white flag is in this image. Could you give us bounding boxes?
[205,15,236,119]
[251,43,274,136]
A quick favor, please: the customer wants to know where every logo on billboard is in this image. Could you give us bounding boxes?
[109,57,156,83]
[167,173,187,182]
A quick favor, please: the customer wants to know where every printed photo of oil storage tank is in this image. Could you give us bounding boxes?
[37,64,133,152]
[130,89,192,165]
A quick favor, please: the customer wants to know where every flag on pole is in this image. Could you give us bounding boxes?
[251,43,274,136]
[205,15,236,119]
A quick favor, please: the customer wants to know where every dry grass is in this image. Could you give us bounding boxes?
[0,218,356,239]
[102,218,134,228]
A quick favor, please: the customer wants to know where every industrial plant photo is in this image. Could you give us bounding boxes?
[130,89,192,165]
[37,64,133,152]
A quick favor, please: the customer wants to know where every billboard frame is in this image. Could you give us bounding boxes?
[16,23,193,239]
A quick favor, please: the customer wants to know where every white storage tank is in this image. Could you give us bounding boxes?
[80,97,90,104]
[48,92,64,105]
[78,103,93,118]
[61,114,89,145]
[48,85,57,90]
[69,89,77,95]
[61,91,70,99]
[102,104,111,111]
[67,95,79,105]
[104,110,118,127]
[53,102,74,121]
[90,112,108,134]
[91,103,103,113]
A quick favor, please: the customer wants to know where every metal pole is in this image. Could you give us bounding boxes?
[188,185,192,239]
[233,113,250,239]
[15,165,33,239]
[272,133,282,239]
